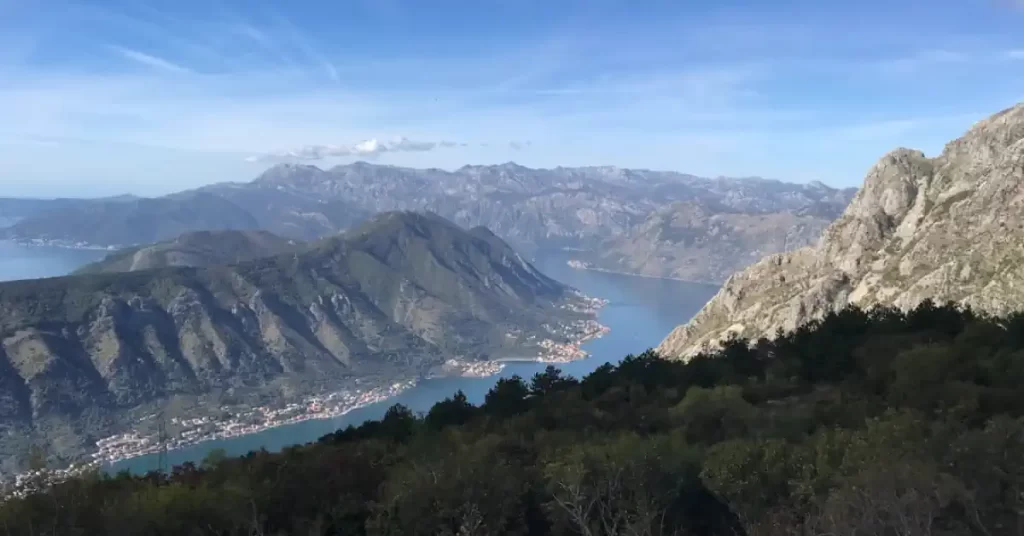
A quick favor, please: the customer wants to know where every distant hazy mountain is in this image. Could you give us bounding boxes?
[1,163,854,260]
[74,230,304,274]
[0,195,140,229]
[578,198,845,283]
[1,193,262,247]
[658,103,1024,359]
[249,162,855,255]
[0,212,587,466]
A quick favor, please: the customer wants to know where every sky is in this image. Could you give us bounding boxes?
[1,0,1023,197]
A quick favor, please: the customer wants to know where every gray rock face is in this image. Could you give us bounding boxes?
[580,200,842,283]
[658,103,1024,359]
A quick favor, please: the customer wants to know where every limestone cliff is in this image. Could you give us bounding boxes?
[658,103,1024,359]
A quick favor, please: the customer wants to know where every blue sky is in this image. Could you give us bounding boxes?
[1,0,1023,197]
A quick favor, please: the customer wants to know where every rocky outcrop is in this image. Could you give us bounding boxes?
[658,103,1024,359]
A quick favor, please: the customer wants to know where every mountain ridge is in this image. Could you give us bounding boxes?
[73,230,304,274]
[657,102,1024,359]
[1,164,855,265]
[0,211,589,470]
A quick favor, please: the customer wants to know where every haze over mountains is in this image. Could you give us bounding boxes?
[0,163,854,282]
[578,197,845,283]
[658,103,1024,359]
[0,212,589,467]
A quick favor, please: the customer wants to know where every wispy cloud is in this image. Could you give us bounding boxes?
[1,0,1021,196]
[265,9,340,83]
[247,137,536,162]
[815,112,987,144]
[874,49,970,74]
[108,46,192,74]
[246,137,462,162]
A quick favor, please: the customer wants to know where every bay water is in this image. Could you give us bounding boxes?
[0,241,109,282]
[0,243,720,473]
[108,250,719,473]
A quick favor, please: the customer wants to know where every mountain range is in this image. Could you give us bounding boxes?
[1,163,855,279]
[0,212,587,469]
[658,103,1024,359]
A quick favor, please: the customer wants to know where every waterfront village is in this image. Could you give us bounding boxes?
[1,292,610,500]
[2,379,417,501]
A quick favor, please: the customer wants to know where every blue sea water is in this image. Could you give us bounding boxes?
[0,241,109,282]
[0,243,720,474]
[107,250,719,473]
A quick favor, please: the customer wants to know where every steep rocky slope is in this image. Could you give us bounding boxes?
[74,230,303,274]
[580,200,841,283]
[657,103,1024,359]
[0,212,587,465]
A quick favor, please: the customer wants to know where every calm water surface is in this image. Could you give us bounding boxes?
[0,241,109,282]
[1,244,719,473]
[107,250,719,473]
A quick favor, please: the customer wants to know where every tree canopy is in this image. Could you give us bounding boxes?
[1,301,1023,535]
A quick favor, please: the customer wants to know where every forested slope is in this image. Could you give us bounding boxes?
[2,300,1023,535]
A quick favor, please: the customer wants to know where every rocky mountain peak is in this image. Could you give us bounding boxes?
[940,103,1024,166]
[256,163,325,183]
[657,102,1024,360]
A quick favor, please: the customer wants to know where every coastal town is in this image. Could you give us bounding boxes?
[0,380,416,501]
[441,359,506,377]
[91,380,417,465]
[1,291,610,501]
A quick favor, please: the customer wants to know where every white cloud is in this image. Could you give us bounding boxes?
[246,137,461,162]
[1007,49,1024,60]
[2,2,1021,196]
[108,46,192,74]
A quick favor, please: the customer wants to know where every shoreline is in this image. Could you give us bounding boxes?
[2,294,611,498]
[566,260,720,287]
[98,379,420,468]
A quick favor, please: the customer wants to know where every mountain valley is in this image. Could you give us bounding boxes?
[0,212,597,470]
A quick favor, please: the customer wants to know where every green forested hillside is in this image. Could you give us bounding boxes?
[2,300,1023,535]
